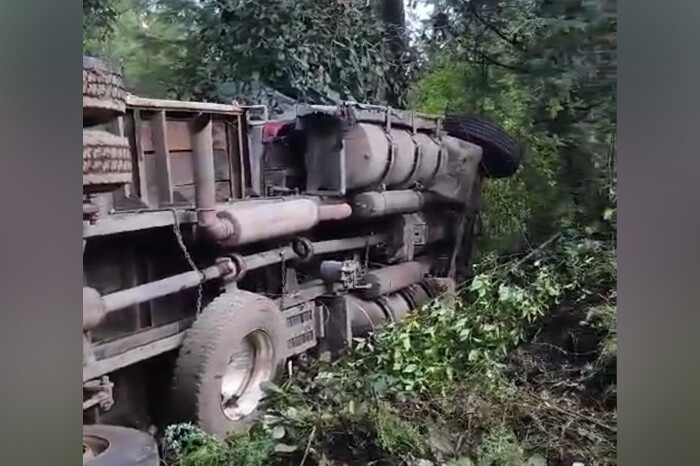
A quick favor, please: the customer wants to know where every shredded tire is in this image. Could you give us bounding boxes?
[83,130,133,189]
[170,290,287,438]
[443,114,523,178]
[83,56,126,126]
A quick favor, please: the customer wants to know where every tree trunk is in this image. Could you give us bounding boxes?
[377,0,406,106]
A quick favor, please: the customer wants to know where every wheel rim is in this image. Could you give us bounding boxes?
[83,435,109,464]
[220,329,275,421]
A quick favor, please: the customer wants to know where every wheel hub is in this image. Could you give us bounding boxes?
[83,435,108,464]
[220,330,275,421]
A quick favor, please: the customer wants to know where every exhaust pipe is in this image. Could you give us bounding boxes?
[192,114,236,241]
[192,114,351,246]
[348,277,454,337]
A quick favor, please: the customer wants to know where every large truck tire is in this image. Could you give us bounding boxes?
[83,425,159,466]
[171,290,287,438]
[83,130,133,191]
[83,56,126,126]
[443,114,523,178]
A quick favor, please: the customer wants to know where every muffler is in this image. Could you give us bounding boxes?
[357,259,433,299]
[348,278,454,337]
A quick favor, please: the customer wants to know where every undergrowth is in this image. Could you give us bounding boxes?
[165,230,617,466]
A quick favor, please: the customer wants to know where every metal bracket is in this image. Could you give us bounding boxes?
[83,376,114,412]
[398,142,424,189]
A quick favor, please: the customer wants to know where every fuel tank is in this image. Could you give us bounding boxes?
[343,123,447,190]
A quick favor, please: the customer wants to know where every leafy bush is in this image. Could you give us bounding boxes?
[164,423,274,466]
[234,231,615,464]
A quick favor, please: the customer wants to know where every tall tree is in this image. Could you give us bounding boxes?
[423,0,617,224]
[378,0,408,106]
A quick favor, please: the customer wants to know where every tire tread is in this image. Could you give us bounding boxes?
[443,114,523,178]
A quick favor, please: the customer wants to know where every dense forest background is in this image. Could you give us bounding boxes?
[84,0,616,257]
[84,2,617,464]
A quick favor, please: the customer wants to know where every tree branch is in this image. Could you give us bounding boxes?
[468,3,527,52]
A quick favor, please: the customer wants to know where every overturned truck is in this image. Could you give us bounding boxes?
[82,57,522,465]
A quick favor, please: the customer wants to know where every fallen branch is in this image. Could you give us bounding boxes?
[521,392,616,433]
[299,425,317,466]
[511,233,562,269]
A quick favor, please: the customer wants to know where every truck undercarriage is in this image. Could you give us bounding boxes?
[82,56,521,465]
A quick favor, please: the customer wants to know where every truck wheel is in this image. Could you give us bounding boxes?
[171,290,287,438]
[443,114,523,178]
[83,425,159,466]
[83,56,126,126]
[83,130,133,191]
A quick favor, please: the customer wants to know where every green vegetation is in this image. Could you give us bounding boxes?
[164,229,616,465]
[84,0,617,463]
[83,0,413,105]
[164,423,274,466]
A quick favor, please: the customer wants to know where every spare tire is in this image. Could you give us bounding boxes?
[171,290,287,438]
[443,114,523,178]
[83,424,159,466]
[83,56,126,126]
[83,130,133,191]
